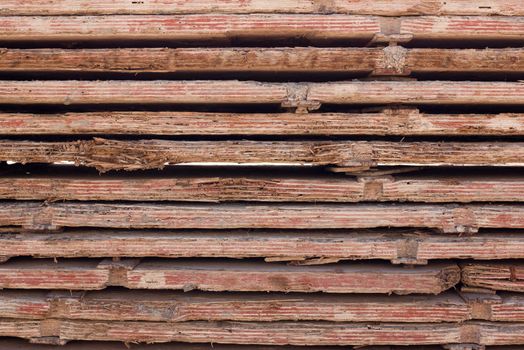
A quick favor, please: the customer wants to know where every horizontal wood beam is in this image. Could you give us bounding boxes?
[2,231,524,264]
[2,290,521,323]
[1,139,524,172]
[0,1,522,16]
[2,109,523,136]
[1,48,523,75]
[1,319,523,346]
[1,81,523,106]
[0,15,522,42]
[0,202,521,233]
[0,138,524,172]
[462,263,524,292]
[0,259,459,294]
[0,290,470,323]
[1,175,523,202]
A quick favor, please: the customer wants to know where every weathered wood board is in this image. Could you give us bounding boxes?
[1,110,523,136]
[1,48,523,75]
[0,175,522,202]
[0,15,523,42]
[1,81,523,105]
[0,202,521,233]
[2,231,524,264]
[2,140,524,171]
[1,1,522,16]
[0,290,470,322]
[1,319,524,346]
[0,259,459,294]
[462,263,524,292]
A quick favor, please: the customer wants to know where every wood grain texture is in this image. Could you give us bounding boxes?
[0,175,523,202]
[2,139,524,172]
[2,319,524,346]
[0,202,521,233]
[0,1,522,16]
[1,48,523,74]
[0,259,460,294]
[2,231,524,263]
[1,109,523,136]
[0,290,469,322]
[1,81,523,105]
[462,263,524,292]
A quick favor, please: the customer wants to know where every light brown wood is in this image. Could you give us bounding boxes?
[0,202,521,233]
[0,1,522,16]
[1,81,523,105]
[0,259,460,294]
[0,175,523,202]
[1,48,523,75]
[1,109,523,136]
[2,231,524,263]
[2,139,524,172]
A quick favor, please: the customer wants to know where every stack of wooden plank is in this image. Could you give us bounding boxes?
[0,1,523,349]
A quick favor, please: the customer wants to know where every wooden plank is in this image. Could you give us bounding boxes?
[0,202,522,233]
[462,263,524,292]
[1,48,523,75]
[491,294,524,322]
[1,109,523,136]
[0,15,522,42]
[0,260,108,290]
[0,1,522,16]
[0,290,469,322]
[0,259,460,294]
[0,81,523,105]
[0,319,465,345]
[2,231,524,263]
[0,175,523,202]
[2,139,524,172]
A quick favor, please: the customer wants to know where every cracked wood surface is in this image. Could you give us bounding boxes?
[0,202,521,233]
[2,139,524,171]
[1,81,524,105]
[2,231,524,263]
[1,48,523,75]
[0,259,460,294]
[1,110,523,136]
[0,1,522,16]
[0,175,523,202]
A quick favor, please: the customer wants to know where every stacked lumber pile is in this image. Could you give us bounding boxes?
[0,1,523,349]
